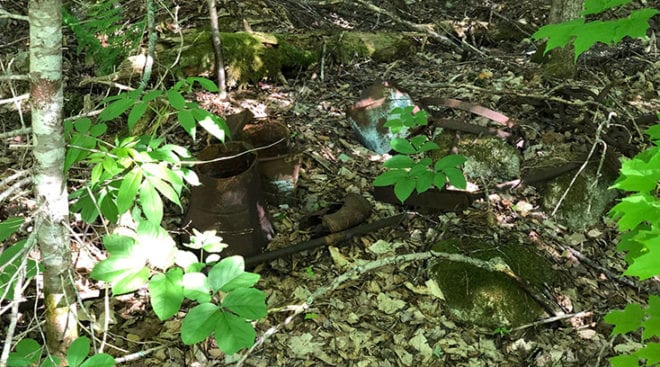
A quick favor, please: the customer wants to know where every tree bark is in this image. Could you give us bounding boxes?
[29,0,78,359]
[544,0,583,79]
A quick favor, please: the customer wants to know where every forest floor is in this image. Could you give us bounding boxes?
[1,0,660,366]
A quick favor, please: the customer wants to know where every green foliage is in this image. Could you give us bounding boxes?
[374,106,467,202]
[605,119,660,367]
[68,133,195,225]
[0,217,41,301]
[179,256,267,355]
[7,337,115,367]
[62,77,266,355]
[98,77,228,141]
[63,0,144,74]
[532,0,659,60]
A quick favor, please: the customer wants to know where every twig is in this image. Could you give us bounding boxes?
[113,345,169,364]
[510,310,593,332]
[0,9,29,22]
[0,218,39,367]
[0,94,29,106]
[0,177,31,205]
[0,74,29,81]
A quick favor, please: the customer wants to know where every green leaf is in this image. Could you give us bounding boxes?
[40,355,61,367]
[416,171,435,193]
[647,123,660,141]
[139,181,163,224]
[194,109,229,142]
[409,135,428,150]
[219,272,260,293]
[89,122,107,137]
[221,288,267,319]
[418,141,440,152]
[609,193,660,231]
[215,312,256,355]
[99,193,119,223]
[0,217,23,242]
[181,303,222,345]
[127,101,148,131]
[145,175,182,208]
[142,163,184,194]
[66,337,90,367]
[615,9,660,40]
[74,118,91,133]
[116,169,142,214]
[91,255,147,287]
[177,110,196,139]
[582,0,632,16]
[182,272,211,303]
[142,90,163,102]
[149,268,184,320]
[434,154,467,170]
[634,342,660,365]
[99,97,135,121]
[102,234,136,255]
[612,148,660,193]
[7,338,41,367]
[444,167,467,189]
[79,354,115,367]
[608,354,640,367]
[189,77,219,92]
[394,178,416,203]
[604,303,645,335]
[373,170,408,186]
[532,19,585,54]
[111,266,150,295]
[384,155,415,169]
[572,20,613,59]
[390,138,416,154]
[167,90,186,110]
[624,236,660,280]
[207,256,245,292]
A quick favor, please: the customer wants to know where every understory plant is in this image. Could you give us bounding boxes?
[373,106,467,202]
[532,0,658,60]
[532,0,659,365]
[604,120,660,367]
[1,76,267,363]
[68,77,267,355]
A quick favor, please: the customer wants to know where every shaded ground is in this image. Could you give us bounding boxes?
[1,0,659,366]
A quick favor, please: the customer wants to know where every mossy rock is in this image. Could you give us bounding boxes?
[541,162,618,230]
[430,136,521,181]
[432,239,556,328]
[332,32,414,64]
[158,31,317,85]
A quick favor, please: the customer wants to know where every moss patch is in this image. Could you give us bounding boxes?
[432,238,556,327]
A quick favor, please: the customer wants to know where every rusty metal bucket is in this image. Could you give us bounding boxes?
[241,121,301,206]
[181,141,274,258]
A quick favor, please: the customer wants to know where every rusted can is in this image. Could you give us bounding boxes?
[182,142,274,258]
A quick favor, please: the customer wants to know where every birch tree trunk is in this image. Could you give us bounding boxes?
[29,0,78,358]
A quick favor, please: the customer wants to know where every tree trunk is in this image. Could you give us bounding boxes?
[544,0,583,79]
[29,0,78,359]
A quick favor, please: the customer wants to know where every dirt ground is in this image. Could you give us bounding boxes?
[1,0,659,366]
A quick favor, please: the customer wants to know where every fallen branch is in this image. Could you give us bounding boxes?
[245,213,410,266]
